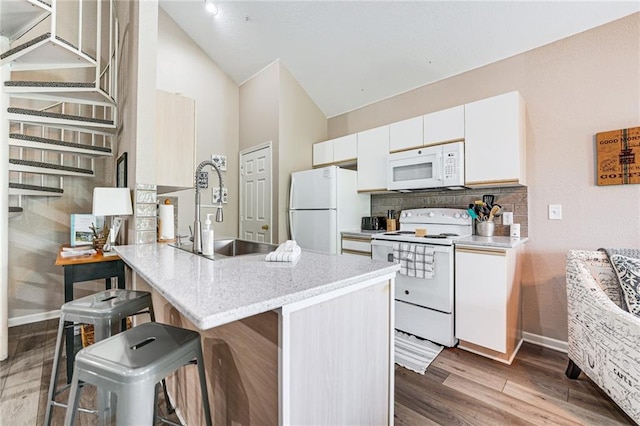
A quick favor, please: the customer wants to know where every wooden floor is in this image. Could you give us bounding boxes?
[1,320,635,425]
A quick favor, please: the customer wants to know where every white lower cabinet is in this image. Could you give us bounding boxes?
[455,244,523,364]
[341,234,372,257]
[357,125,389,192]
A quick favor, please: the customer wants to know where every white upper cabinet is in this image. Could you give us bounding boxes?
[465,91,526,187]
[156,90,196,193]
[333,134,357,163]
[389,116,423,152]
[357,125,390,192]
[313,134,357,167]
[313,140,333,167]
[423,105,465,146]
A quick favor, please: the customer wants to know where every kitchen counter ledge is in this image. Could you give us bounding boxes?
[456,235,529,249]
[114,242,399,330]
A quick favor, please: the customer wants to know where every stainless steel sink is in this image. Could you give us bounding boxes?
[170,238,277,260]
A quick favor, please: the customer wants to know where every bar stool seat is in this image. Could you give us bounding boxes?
[64,322,213,425]
[45,289,168,425]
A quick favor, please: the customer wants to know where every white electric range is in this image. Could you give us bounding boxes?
[371,208,472,346]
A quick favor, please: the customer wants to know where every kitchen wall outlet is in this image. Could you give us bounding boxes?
[211,154,227,171]
[548,204,562,220]
[212,187,228,204]
[502,212,514,225]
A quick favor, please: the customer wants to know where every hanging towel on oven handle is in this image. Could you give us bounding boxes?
[393,243,436,278]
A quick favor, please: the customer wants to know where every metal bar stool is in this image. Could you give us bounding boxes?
[64,322,213,425]
[45,289,172,425]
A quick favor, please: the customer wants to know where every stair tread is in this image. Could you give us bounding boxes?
[9,182,64,193]
[8,107,113,125]
[6,81,95,88]
[9,207,24,213]
[9,133,111,153]
[1,32,96,62]
[9,159,94,175]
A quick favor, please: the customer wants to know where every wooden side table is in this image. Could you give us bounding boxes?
[55,246,126,383]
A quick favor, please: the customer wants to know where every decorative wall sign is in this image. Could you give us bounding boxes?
[597,126,640,186]
[117,153,128,188]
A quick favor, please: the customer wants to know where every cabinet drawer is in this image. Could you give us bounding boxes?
[341,237,371,255]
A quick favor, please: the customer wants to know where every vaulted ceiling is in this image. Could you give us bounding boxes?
[160,1,639,118]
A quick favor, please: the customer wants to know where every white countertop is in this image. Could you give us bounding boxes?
[115,243,399,330]
[455,235,529,248]
[341,229,385,238]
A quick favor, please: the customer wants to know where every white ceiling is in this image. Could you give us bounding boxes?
[159,1,639,118]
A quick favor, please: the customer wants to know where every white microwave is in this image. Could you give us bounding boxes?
[387,142,465,191]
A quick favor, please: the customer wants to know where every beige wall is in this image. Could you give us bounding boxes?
[329,13,640,342]
[156,9,240,238]
[239,62,280,241]
[278,64,328,242]
[239,61,328,243]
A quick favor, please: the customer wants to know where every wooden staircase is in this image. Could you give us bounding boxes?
[1,0,119,212]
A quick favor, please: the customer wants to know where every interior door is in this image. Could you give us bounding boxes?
[240,143,272,242]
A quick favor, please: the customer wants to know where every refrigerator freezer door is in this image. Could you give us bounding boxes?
[289,209,338,254]
[290,166,337,210]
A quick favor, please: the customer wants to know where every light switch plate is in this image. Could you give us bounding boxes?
[502,212,513,225]
[212,187,228,204]
[211,154,227,171]
[548,204,562,220]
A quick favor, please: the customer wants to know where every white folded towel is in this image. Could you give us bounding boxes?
[265,240,302,262]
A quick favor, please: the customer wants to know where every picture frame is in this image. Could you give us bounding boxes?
[117,153,127,188]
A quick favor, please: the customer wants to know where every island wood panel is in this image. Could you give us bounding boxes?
[282,279,393,425]
[135,277,278,426]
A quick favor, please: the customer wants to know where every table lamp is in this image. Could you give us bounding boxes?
[92,187,133,255]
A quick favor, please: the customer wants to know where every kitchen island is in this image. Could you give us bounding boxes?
[115,242,398,425]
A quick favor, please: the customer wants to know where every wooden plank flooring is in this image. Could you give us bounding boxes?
[1,320,635,425]
[395,343,636,425]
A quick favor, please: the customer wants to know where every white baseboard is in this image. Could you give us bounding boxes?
[522,331,568,353]
[8,310,60,328]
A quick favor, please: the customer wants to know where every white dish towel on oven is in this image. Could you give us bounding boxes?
[265,240,301,262]
[393,243,435,278]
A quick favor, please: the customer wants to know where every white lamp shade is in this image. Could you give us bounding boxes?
[92,187,133,216]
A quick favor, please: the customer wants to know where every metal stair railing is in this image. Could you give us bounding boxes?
[2,0,119,110]
[2,0,119,211]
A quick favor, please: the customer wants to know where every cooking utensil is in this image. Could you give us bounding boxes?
[467,208,478,219]
[488,205,500,221]
[483,195,495,208]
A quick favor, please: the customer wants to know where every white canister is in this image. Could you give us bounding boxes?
[510,223,521,238]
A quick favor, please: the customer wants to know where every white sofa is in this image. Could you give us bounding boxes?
[566,250,640,422]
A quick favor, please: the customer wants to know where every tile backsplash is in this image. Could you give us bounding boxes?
[371,186,528,237]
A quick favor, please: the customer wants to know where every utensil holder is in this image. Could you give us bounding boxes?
[476,221,495,237]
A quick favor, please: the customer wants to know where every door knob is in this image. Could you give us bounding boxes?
[261,224,269,230]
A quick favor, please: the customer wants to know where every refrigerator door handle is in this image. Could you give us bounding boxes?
[289,210,296,241]
[289,176,296,210]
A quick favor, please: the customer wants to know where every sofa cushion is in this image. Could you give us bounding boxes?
[610,254,640,315]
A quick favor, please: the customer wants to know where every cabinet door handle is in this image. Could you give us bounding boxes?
[404,290,409,295]
[387,253,394,262]
[261,224,269,230]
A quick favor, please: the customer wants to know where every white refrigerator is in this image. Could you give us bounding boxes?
[289,166,371,254]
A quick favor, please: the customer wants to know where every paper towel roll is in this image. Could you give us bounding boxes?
[158,204,175,240]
